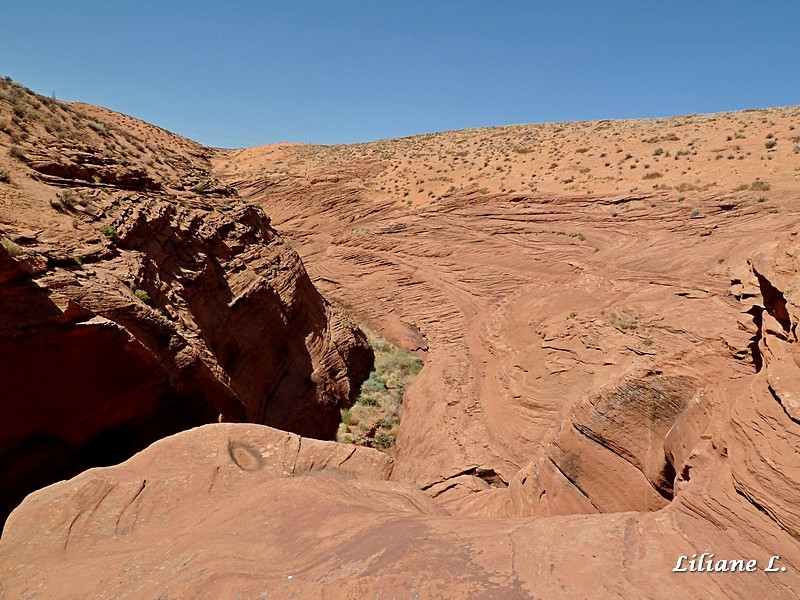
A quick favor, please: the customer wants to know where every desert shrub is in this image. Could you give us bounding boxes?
[0,169,10,183]
[1,237,21,257]
[642,172,663,180]
[750,180,771,191]
[133,289,150,303]
[374,431,395,449]
[765,139,777,149]
[100,225,117,238]
[87,120,106,134]
[59,190,77,209]
[362,373,385,392]
[337,329,424,452]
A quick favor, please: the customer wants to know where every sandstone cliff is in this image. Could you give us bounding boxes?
[0,78,372,527]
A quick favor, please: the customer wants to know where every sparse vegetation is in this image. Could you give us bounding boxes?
[337,329,423,452]
[86,120,106,135]
[100,225,117,238]
[133,289,150,303]
[59,190,77,210]
[0,168,10,183]
[607,311,640,331]
[1,237,22,257]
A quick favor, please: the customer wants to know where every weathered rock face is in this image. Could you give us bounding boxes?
[726,234,800,543]
[0,79,373,528]
[503,373,696,517]
[0,201,372,527]
[3,414,799,599]
[108,199,373,436]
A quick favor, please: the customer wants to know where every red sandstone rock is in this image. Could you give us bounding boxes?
[3,77,800,597]
[0,79,372,527]
[3,420,799,598]
[210,109,800,596]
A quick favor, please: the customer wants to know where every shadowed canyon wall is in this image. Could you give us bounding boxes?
[0,80,372,527]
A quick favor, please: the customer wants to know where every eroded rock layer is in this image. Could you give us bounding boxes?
[0,79,372,528]
[206,108,800,596]
[2,78,800,597]
[2,415,799,598]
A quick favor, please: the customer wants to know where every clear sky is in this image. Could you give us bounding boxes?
[2,1,798,148]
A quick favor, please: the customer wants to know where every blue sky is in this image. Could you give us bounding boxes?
[1,2,798,148]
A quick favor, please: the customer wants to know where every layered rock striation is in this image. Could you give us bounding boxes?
[3,79,800,597]
[0,79,372,528]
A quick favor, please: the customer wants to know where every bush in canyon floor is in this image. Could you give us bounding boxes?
[337,329,423,452]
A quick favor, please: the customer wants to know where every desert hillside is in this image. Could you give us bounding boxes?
[2,75,800,598]
[218,105,800,490]
[223,107,798,205]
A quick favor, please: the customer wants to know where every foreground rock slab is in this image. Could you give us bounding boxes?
[2,423,798,599]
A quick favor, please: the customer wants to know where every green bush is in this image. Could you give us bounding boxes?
[100,225,117,238]
[374,431,395,449]
[340,409,353,426]
[337,329,424,452]
[362,373,386,392]
[133,289,150,303]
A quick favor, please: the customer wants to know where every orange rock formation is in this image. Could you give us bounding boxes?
[0,79,372,528]
[2,75,800,597]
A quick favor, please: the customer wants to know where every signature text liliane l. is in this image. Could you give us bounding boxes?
[673,553,787,573]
